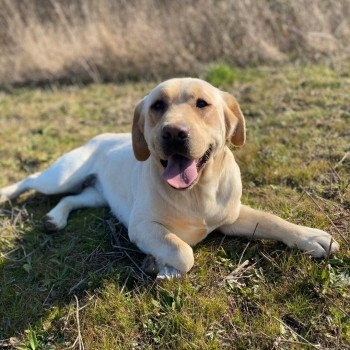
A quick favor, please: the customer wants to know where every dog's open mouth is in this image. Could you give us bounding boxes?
[160,146,213,189]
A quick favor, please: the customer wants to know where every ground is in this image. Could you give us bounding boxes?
[0,63,349,349]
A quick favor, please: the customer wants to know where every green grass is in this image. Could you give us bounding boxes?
[0,62,349,349]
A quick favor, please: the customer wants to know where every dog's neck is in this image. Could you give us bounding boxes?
[145,146,240,229]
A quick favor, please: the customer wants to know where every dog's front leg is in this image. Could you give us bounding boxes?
[220,204,339,257]
[128,219,194,279]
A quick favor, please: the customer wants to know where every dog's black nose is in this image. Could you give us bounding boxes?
[162,124,189,142]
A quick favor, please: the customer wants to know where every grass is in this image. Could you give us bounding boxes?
[0,62,349,349]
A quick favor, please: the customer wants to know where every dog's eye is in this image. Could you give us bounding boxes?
[196,99,209,108]
[151,100,166,111]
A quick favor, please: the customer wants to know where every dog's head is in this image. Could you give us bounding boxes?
[132,78,245,189]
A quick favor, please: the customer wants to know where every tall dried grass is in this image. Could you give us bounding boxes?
[1,0,350,86]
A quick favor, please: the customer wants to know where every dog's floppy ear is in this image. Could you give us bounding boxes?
[132,98,150,161]
[221,91,246,147]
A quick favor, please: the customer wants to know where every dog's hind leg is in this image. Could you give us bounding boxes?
[44,186,106,231]
[0,172,42,203]
[0,145,96,203]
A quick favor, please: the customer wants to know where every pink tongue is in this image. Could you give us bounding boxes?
[162,155,198,189]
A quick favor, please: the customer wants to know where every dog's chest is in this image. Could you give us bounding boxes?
[165,216,208,247]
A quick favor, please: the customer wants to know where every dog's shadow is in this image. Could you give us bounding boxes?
[0,193,154,339]
[0,194,286,340]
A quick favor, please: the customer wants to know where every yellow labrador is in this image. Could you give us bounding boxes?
[0,78,339,279]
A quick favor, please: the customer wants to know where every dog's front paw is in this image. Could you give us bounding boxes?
[296,228,339,257]
[156,265,182,280]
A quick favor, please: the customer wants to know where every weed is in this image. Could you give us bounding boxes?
[205,63,238,89]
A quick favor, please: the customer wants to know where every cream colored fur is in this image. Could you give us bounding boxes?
[0,78,339,279]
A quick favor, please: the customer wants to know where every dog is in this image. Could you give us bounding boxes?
[0,78,339,279]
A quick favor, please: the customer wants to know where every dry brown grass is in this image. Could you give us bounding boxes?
[1,0,350,87]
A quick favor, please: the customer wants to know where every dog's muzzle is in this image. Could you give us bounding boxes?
[161,124,190,157]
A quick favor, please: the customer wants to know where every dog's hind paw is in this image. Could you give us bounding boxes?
[156,265,182,280]
[0,194,8,204]
[44,215,66,232]
[44,215,59,232]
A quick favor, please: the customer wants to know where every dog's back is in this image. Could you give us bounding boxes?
[0,133,140,228]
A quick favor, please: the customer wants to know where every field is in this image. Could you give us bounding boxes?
[0,62,349,349]
[1,0,350,87]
